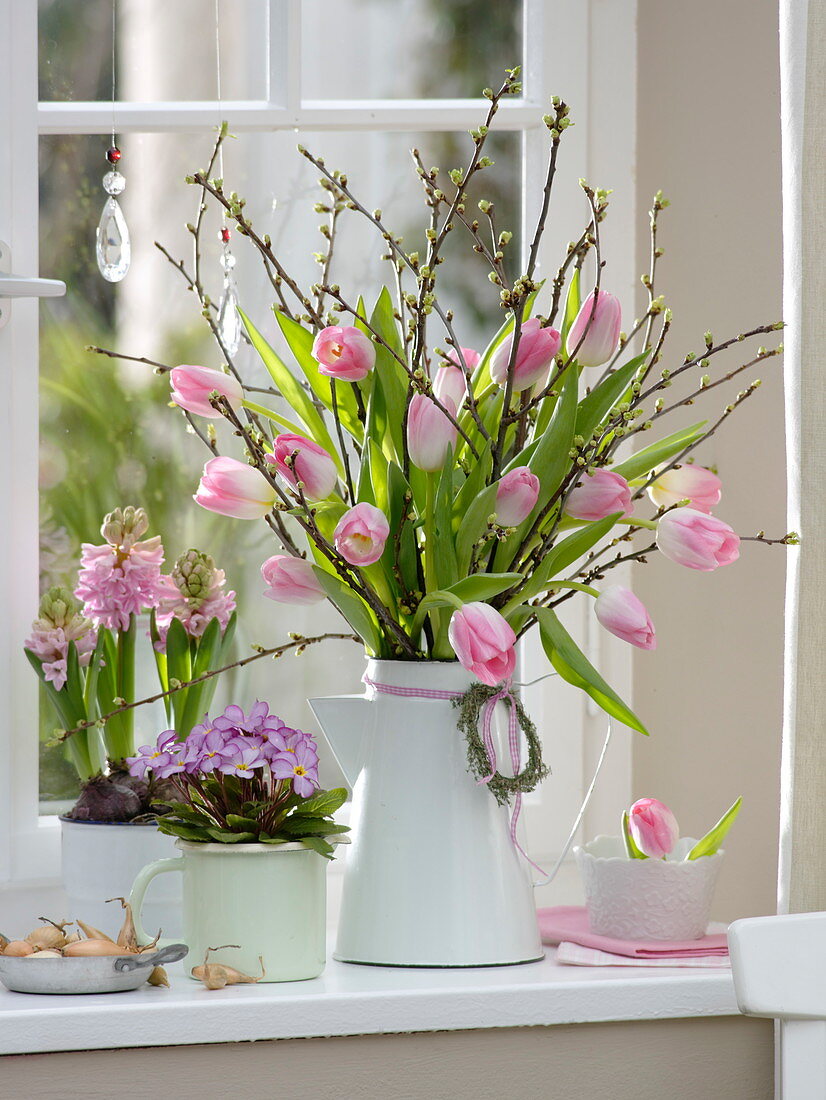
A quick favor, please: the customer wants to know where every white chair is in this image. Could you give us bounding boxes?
[729,912,826,1098]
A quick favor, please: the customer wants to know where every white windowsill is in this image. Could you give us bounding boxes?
[0,946,739,1057]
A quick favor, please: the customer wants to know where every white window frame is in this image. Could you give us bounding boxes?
[0,0,637,889]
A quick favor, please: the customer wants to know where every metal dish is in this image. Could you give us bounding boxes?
[0,943,188,995]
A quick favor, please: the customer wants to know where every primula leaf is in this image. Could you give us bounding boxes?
[259,834,291,845]
[311,566,383,655]
[225,814,262,834]
[300,835,336,859]
[206,828,258,844]
[612,421,708,483]
[156,821,214,843]
[687,797,743,860]
[282,817,351,836]
[297,787,349,817]
[622,811,647,859]
[240,309,343,468]
[575,352,648,443]
[536,608,649,735]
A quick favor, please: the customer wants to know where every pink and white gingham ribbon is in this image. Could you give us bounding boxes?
[362,674,544,874]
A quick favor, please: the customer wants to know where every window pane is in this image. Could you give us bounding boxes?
[39,0,268,103]
[301,0,523,100]
[37,124,520,809]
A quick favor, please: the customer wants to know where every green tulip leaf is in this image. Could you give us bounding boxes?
[612,421,707,483]
[622,810,647,859]
[687,797,743,860]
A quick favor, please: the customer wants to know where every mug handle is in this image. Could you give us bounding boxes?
[128,856,184,947]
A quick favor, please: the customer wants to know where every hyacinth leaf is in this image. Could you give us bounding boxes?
[239,309,343,471]
[561,265,581,343]
[612,421,707,482]
[687,797,743,860]
[455,483,498,577]
[511,513,624,608]
[300,835,336,859]
[24,649,99,781]
[297,787,348,817]
[148,610,171,722]
[273,309,362,440]
[575,352,648,443]
[622,811,647,859]
[536,608,649,735]
[165,615,193,736]
[311,566,383,655]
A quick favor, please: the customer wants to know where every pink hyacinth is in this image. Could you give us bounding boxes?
[75,507,164,631]
[594,585,656,650]
[448,602,517,687]
[334,502,390,567]
[153,573,236,648]
[565,469,632,522]
[648,465,723,514]
[628,797,680,859]
[25,586,97,692]
[656,507,740,571]
[312,325,376,382]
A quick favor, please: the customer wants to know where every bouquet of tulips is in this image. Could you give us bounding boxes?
[145,69,791,742]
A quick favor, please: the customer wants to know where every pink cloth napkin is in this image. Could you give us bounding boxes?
[537,906,729,959]
[555,942,730,968]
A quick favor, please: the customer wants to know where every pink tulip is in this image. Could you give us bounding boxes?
[628,797,680,859]
[266,433,338,501]
[334,502,390,567]
[433,363,467,410]
[490,318,561,390]
[656,507,740,571]
[594,585,656,650]
[170,365,244,418]
[565,469,632,521]
[448,602,516,687]
[407,393,458,472]
[312,325,376,382]
[261,556,325,605]
[448,346,481,370]
[495,467,540,526]
[648,465,722,514]
[567,290,622,367]
[195,456,276,520]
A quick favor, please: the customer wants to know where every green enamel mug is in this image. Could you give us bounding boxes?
[128,839,327,982]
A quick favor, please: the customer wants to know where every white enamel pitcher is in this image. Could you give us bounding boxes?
[310,659,543,967]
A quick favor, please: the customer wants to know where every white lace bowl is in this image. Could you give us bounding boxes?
[574,835,724,941]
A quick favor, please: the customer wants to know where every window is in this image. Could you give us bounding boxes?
[1,0,637,890]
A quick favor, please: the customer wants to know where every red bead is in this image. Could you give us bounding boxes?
[106,146,122,164]
[220,227,231,243]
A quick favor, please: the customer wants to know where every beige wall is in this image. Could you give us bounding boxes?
[633,0,785,921]
[1,1017,773,1100]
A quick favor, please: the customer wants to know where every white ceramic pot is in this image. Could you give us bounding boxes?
[61,818,182,939]
[575,835,724,941]
[128,840,327,982]
[309,658,543,968]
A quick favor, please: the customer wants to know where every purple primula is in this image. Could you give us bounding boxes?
[127,730,184,779]
[218,744,267,779]
[270,741,320,797]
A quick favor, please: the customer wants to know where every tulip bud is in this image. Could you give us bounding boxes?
[648,465,722,514]
[312,325,376,382]
[170,365,244,418]
[628,797,679,858]
[495,467,540,526]
[447,602,516,687]
[195,457,277,520]
[433,362,467,410]
[656,507,740,571]
[567,291,622,367]
[594,585,656,650]
[407,393,458,472]
[267,433,338,501]
[565,469,632,521]
[333,503,390,567]
[261,556,326,605]
[490,318,561,390]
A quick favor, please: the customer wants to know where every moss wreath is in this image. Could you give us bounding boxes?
[453,682,549,807]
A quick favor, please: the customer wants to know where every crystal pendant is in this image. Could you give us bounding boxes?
[217,242,241,357]
[96,167,130,283]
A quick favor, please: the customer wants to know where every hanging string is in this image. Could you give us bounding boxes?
[215,0,225,198]
[110,0,116,147]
